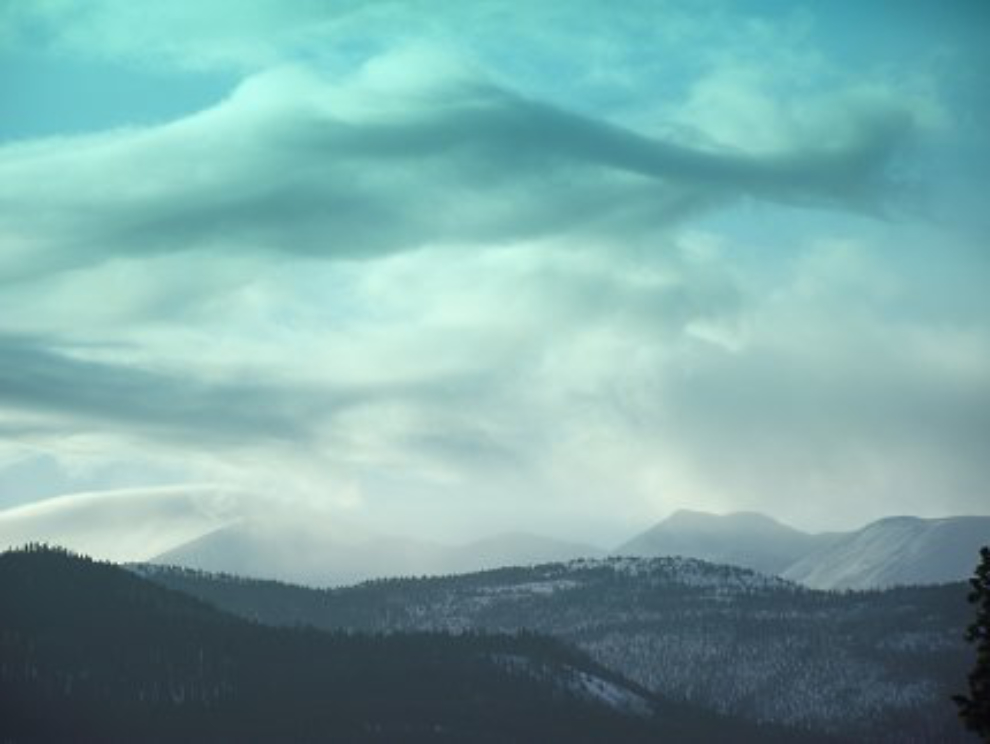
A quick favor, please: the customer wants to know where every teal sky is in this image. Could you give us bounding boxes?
[0,0,987,546]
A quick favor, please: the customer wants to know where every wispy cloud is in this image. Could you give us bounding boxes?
[0,55,916,284]
[0,484,245,560]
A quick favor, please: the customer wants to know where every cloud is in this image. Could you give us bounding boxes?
[0,1,734,75]
[2,225,985,537]
[607,236,990,527]
[0,334,318,445]
[0,332,495,451]
[0,0,370,70]
[0,54,916,285]
[0,2,985,544]
[0,484,245,561]
[0,319,549,501]
[0,236,745,532]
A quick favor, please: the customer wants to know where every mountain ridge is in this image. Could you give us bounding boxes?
[782,514,990,589]
[2,486,985,590]
[617,509,988,589]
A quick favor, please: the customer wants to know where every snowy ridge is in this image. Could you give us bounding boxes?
[783,515,990,589]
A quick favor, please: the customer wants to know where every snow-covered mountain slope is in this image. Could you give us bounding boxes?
[155,520,603,586]
[615,509,836,574]
[782,515,990,590]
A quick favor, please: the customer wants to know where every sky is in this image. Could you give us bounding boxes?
[0,0,988,549]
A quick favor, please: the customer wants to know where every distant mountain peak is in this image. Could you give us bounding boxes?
[661,509,797,533]
[618,509,989,589]
[616,509,819,575]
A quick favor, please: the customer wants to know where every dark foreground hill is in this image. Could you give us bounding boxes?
[141,556,977,743]
[0,546,816,743]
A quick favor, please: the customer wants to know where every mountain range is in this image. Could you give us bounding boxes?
[618,510,989,590]
[158,509,983,590]
[0,487,985,589]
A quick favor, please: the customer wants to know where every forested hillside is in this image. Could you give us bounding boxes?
[142,556,976,742]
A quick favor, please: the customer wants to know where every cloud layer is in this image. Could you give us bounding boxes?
[0,55,916,285]
[0,1,987,546]
[0,485,243,561]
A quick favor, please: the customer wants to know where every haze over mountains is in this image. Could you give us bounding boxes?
[1,487,984,590]
[618,510,989,590]
[155,519,603,587]
[615,509,839,575]
[0,485,240,563]
[150,507,990,590]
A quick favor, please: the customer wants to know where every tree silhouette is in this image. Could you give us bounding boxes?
[954,546,990,740]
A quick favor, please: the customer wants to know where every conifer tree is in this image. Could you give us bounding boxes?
[954,546,990,740]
